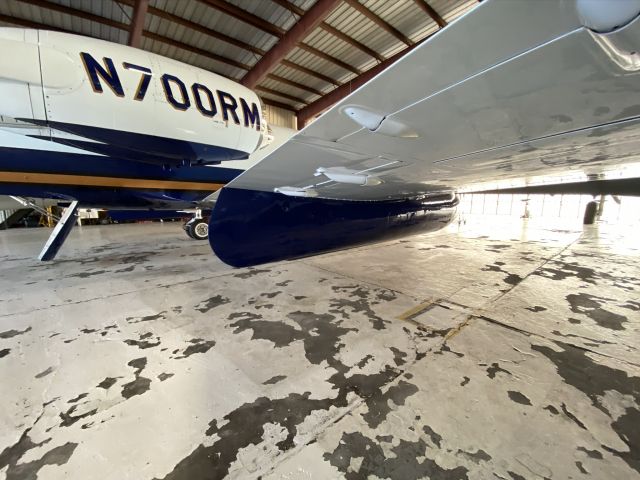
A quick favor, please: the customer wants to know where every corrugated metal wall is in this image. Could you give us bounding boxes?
[264,104,297,130]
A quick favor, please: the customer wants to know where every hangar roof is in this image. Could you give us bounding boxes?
[0,0,479,124]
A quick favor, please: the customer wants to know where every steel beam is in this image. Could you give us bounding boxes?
[270,0,384,61]
[138,0,361,75]
[143,31,251,71]
[413,0,447,28]
[344,0,413,46]
[9,2,251,73]
[0,13,72,32]
[14,0,342,89]
[128,0,149,48]
[198,0,285,37]
[261,98,297,112]
[267,74,324,97]
[117,0,266,55]
[320,23,384,62]
[281,59,341,86]
[474,178,640,197]
[255,86,308,105]
[297,40,423,126]
[298,43,360,74]
[270,0,305,15]
[16,0,127,29]
[241,0,341,88]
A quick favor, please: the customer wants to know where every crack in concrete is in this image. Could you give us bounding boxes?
[263,339,426,478]
[302,262,411,301]
[477,312,640,369]
[403,232,638,371]
[0,267,261,318]
[457,233,640,367]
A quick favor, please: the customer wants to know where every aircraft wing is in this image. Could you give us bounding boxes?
[209,0,640,267]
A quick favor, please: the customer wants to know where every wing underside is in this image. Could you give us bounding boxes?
[209,0,640,266]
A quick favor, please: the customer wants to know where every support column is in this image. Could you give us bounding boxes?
[128,0,149,48]
[596,194,605,218]
[583,200,598,225]
[39,201,79,261]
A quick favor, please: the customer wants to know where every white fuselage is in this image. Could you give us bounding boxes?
[0,28,270,164]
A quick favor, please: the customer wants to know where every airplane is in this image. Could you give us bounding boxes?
[1,0,640,266]
[0,25,294,257]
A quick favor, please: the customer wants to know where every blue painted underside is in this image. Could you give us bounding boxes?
[0,183,212,209]
[22,119,250,165]
[0,147,243,208]
[0,146,243,181]
[208,187,458,267]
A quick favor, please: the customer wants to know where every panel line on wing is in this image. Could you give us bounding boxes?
[432,115,640,165]
[334,28,584,145]
[388,28,583,122]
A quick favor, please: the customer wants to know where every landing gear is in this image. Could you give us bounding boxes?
[10,196,78,261]
[185,218,209,240]
[183,209,210,240]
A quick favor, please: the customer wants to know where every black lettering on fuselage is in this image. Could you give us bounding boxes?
[162,74,190,110]
[192,83,217,117]
[80,55,261,131]
[240,98,261,131]
[80,53,124,97]
[123,62,152,101]
[217,90,240,125]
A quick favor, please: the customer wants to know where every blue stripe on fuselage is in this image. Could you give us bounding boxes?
[18,119,250,165]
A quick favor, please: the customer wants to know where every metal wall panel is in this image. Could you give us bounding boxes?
[264,104,297,129]
[270,63,332,97]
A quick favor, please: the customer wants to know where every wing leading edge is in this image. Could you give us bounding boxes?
[210,0,640,266]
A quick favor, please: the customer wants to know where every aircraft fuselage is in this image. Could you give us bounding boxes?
[0,27,272,209]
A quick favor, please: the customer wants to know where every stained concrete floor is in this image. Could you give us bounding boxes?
[0,217,638,480]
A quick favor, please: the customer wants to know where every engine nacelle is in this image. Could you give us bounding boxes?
[0,28,268,165]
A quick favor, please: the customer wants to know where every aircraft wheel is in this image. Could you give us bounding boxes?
[189,219,209,240]
[183,220,196,239]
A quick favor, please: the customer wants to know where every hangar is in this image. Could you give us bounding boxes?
[0,1,639,479]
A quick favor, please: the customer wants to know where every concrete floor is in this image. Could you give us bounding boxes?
[0,217,638,480]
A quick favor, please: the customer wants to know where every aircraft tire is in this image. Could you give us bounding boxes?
[183,220,196,239]
[189,220,209,240]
